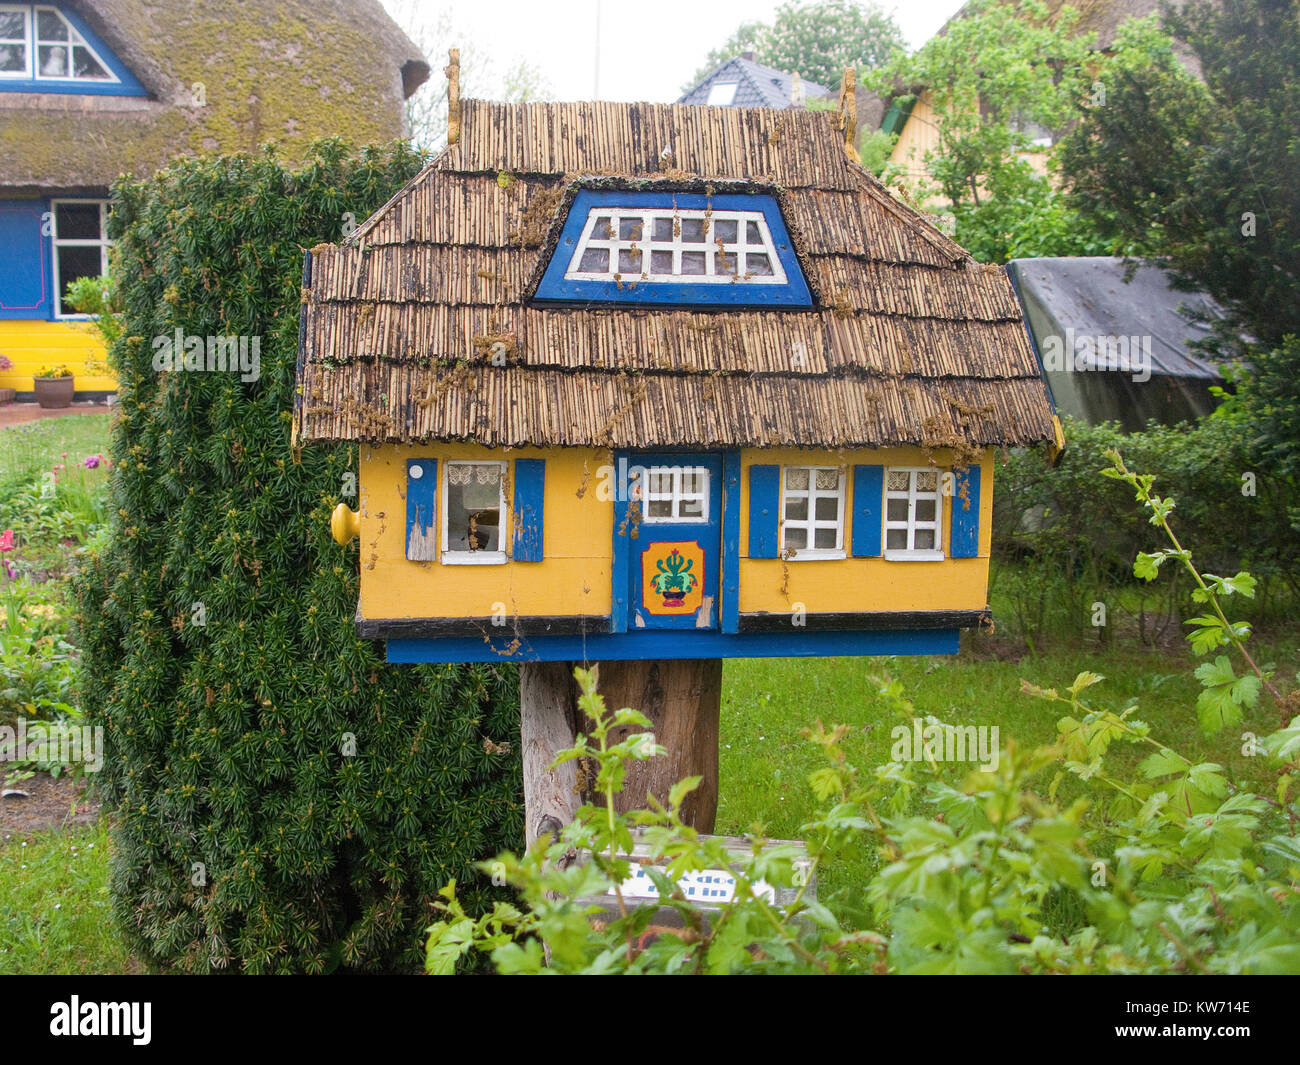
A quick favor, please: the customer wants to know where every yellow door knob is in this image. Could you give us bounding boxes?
[331,502,360,545]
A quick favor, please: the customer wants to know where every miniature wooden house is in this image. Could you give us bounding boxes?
[295,99,1059,664]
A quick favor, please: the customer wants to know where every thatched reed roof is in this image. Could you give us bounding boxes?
[295,98,1056,450]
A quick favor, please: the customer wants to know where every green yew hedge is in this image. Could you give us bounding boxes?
[74,142,523,973]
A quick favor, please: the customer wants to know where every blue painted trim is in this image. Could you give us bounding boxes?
[512,458,545,561]
[622,451,722,631]
[851,464,883,557]
[534,190,812,308]
[405,458,436,560]
[747,464,780,559]
[0,199,51,318]
[721,450,741,634]
[387,627,961,664]
[0,5,148,97]
[950,465,981,558]
[611,457,630,634]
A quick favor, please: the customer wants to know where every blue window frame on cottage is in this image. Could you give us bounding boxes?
[0,3,147,96]
[534,190,812,308]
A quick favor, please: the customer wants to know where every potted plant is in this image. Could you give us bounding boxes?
[33,364,74,409]
[0,355,13,405]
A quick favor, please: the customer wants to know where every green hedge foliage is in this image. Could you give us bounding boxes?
[991,416,1300,644]
[73,142,523,973]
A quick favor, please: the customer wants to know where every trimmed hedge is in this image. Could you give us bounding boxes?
[74,142,523,973]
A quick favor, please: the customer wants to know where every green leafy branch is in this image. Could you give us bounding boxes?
[1102,448,1287,729]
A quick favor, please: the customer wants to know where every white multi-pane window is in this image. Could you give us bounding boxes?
[0,5,116,81]
[50,199,109,318]
[565,208,787,285]
[884,468,944,560]
[639,465,709,524]
[780,466,845,557]
[443,461,506,564]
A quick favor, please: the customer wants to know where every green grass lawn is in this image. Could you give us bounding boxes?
[0,820,138,975]
[0,414,112,485]
[717,632,1300,924]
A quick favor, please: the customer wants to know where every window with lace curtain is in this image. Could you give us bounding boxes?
[779,466,846,559]
[443,461,506,564]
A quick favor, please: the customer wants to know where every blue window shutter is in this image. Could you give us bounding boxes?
[851,465,884,557]
[512,459,545,561]
[748,465,780,559]
[949,465,981,558]
[0,201,50,320]
[406,459,436,561]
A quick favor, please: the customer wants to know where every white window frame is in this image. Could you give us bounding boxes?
[883,467,945,561]
[564,207,787,285]
[779,466,846,560]
[0,4,30,78]
[441,460,508,565]
[50,197,109,319]
[0,5,119,83]
[638,464,710,524]
[706,82,738,106]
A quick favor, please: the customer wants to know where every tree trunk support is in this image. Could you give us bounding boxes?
[518,658,721,847]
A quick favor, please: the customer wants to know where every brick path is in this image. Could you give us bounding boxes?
[0,401,113,428]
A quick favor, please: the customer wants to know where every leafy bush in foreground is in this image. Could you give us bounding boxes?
[429,456,1300,974]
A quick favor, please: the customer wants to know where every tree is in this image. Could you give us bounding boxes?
[867,0,1114,263]
[1059,0,1300,474]
[392,1,552,151]
[686,0,904,92]
[74,142,523,973]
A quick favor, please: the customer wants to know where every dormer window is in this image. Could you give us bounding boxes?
[0,4,146,95]
[567,208,787,286]
[535,190,811,308]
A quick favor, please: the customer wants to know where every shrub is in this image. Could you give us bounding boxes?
[73,142,523,973]
[990,417,1300,644]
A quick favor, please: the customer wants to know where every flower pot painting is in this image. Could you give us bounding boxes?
[641,541,705,616]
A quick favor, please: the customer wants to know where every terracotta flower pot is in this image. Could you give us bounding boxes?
[0,388,15,405]
[33,376,74,409]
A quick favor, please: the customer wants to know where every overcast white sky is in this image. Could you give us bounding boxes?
[382,0,965,104]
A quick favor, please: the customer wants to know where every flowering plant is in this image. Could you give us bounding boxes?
[34,365,73,379]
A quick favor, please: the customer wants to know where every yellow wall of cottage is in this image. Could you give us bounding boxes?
[0,320,116,393]
[358,443,614,622]
[357,443,992,623]
[736,445,992,616]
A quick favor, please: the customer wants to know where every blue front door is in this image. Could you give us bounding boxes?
[620,452,723,631]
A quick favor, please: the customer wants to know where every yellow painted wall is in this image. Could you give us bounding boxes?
[737,446,992,616]
[361,442,992,625]
[889,90,1051,202]
[0,320,115,392]
[889,90,942,187]
[359,443,614,622]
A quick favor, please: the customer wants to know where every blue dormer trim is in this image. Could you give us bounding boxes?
[0,4,148,97]
[534,190,812,308]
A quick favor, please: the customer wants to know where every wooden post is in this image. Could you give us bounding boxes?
[518,661,582,849]
[446,49,461,146]
[518,659,722,844]
[593,660,721,833]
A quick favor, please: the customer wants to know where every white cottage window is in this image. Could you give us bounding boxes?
[50,198,109,319]
[0,5,115,81]
[443,461,506,564]
[884,467,944,560]
[780,466,845,558]
[565,207,787,285]
[639,465,709,523]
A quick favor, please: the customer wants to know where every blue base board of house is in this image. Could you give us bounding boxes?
[386,628,960,663]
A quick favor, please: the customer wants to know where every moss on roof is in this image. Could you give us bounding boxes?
[0,0,428,190]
